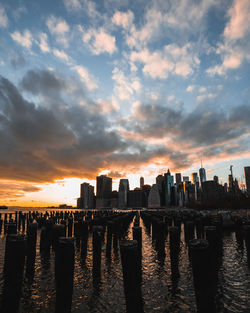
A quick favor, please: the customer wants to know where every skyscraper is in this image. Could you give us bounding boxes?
[199,167,206,186]
[118,178,129,208]
[164,169,174,207]
[140,176,144,189]
[244,167,250,195]
[175,173,182,186]
[183,176,189,182]
[148,184,161,208]
[191,172,199,184]
[77,182,94,209]
[96,175,112,208]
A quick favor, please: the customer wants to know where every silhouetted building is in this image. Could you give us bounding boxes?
[183,176,189,182]
[110,191,118,208]
[202,180,224,201]
[140,176,144,189]
[156,174,165,206]
[164,169,174,207]
[142,184,151,196]
[96,175,112,208]
[118,179,129,208]
[228,174,233,191]
[199,167,206,186]
[213,175,219,184]
[128,189,147,208]
[77,182,94,209]
[175,173,182,186]
[244,167,250,196]
[148,184,161,208]
[192,173,199,184]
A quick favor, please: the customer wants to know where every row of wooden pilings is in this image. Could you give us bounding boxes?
[0,210,250,313]
[0,210,136,313]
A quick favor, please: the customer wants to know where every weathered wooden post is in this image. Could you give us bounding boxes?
[169,226,180,280]
[55,237,75,313]
[1,234,26,313]
[52,224,66,251]
[244,225,250,267]
[189,239,216,313]
[80,221,89,259]
[68,216,73,237]
[26,222,38,281]
[120,240,144,313]
[133,226,142,280]
[106,221,114,259]
[92,226,103,284]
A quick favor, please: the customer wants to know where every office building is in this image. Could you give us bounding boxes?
[199,167,206,186]
[128,189,147,208]
[213,175,219,184]
[183,176,189,182]
[175,173,182,186]
[118,178,129,208]
[191,173,199,184]
[77,182,94,209]
[164,169,174,207]
[96,175,112,208]
[148,184,161,208]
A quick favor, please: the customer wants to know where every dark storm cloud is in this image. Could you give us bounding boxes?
[2,71,179,183]
[129,102,250,150]
[20,69,66,95]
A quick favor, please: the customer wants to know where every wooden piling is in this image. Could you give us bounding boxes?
[55,237,75,313]
[120,240,144,313]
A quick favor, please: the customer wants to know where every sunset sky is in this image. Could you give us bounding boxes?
[0,0,250,206]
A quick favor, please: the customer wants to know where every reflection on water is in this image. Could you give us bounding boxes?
[0,208,249,312]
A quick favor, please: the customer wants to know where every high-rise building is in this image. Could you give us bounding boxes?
[213,175,219,184]
[228,174,233,190]
[128,189,147,208]
[244,167,250,195]
[156,174,165,206]
[148,184,161,208]
[175,173,182,186]
[118,178,129,208]
[191,173,199,184]
[164,169,174,207]
[183,176,189,182]
[140,177,144,189]
[96,175,112,208]
[199,167,206,185]
[77,182,94,209]
[156,175,164,192]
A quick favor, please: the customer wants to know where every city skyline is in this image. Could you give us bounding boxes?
[0,0,250,206]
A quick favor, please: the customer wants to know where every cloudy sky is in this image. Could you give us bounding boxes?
[0,0,250,206]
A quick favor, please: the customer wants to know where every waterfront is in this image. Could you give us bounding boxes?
[0,208,250,313]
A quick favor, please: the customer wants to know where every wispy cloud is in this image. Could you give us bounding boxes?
[64,0,82,11]
[82,27,117,55]
[53,49,71,62]
[207,0,250,75]
[46,15,70,47]
[11,29,33,48]
[0,6,8,27]
[38,33,50,53]
[112,67,141,100]
[73,65,98,90]
[112,10,134,29]
[130,43,200,79]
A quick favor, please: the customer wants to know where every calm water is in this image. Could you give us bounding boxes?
[0,208,250,313]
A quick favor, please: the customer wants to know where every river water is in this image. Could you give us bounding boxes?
[0,208,250,313]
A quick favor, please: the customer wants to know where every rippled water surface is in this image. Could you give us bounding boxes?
[0,208,250,313]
